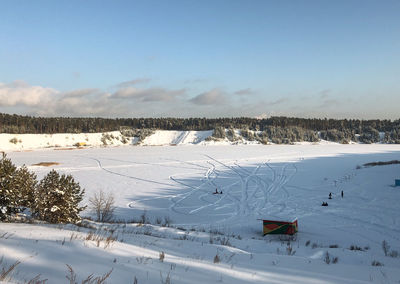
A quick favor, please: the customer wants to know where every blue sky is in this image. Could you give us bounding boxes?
[0,0,399,118]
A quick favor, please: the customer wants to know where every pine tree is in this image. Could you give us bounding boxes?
[12,166,37,209]
[33,170,86,224]
[0,154,17,220]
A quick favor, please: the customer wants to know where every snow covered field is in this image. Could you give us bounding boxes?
[2,144,400,283]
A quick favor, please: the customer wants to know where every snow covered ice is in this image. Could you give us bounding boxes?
[2,143,400,283]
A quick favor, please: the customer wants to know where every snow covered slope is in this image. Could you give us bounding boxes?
[0,130,215,151]
[0,131,128,151]
[140,130,213,146]
[0,129,384,151]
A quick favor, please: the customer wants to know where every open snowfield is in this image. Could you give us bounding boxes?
[2,144,400,283]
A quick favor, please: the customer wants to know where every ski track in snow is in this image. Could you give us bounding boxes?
[78,152,400,243]
[167,155,298,225]
[167,156,400,243]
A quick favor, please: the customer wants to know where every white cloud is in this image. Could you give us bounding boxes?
[62,88,98,98]
[115,78,151,88]
[189,88,226,105]
[0,81,58,107]
[112,87,185,102]
[234,88,253,96]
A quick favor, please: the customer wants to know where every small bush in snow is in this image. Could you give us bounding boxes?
[286,243,296,256]
[371,260,384,266]
[66,264,112,284]
[159,251,165,262]
[382,240,390,256]
[9,137,19,144]
[381,240,398,257]
[101,133,113,145]
[0,257,21,282]
[89,190,115,222]
[213,254,220,263]
[349,245,363,251]
[163,216,172,227]
[212,126,226,139]
[323,251,331,264]
[160,271,171,284]
[139,210,149,224]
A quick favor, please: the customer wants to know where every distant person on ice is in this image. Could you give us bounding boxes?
[341,190,344,198]
[329,192,332,199]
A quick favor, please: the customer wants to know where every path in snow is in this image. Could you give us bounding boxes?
[168,155,298,224]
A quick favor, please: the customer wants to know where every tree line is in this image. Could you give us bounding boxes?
[1,113,400,143]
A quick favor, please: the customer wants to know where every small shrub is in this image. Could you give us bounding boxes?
[9,137,18,144]
[329,244,339,248]
[323,251,331,264]
[212,126,226,139]
[140,211,148,224]
[159,251,165,262]
[350,245,363,251]
[286,243,296,256]
[89,190,115,222]
[382,240,390,256]
[163,216,172,227]
[332,256,339,264]
[213,254,220,263]
[389,250,398,258]
[305,240,310,247]
[0,258,20,281]
[371,260,384,266]
[160,271,171,284]
[219,237,231,247]
[66,264,112,284]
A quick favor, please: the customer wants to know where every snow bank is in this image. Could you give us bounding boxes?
[140,130,213,146]
[0,131,128,151]
[0,129,377,151]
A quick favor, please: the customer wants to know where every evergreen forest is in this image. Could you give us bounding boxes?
[1,113,400,144]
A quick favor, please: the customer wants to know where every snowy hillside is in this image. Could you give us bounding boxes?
[0,131,129,151]
[0,130,216,151]
[0,129,263,151]
[0,129,393,151]
[140,130,213,146]
[1,144,400,283]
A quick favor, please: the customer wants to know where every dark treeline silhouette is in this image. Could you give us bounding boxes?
[1,113,400,143]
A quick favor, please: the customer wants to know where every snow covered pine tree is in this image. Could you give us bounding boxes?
[33,170,86,223]
[0,154,36,220]
[0,154,17,220]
